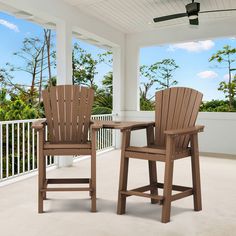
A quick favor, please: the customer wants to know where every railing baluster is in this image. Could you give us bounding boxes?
[0,123,2,180]
[27,122,30,171]
[6,124,9,178]
[17,123,20,175]
[32,126,35,170]
[12,123,15,176]
[22,122,25,174]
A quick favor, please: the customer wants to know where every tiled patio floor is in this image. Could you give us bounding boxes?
[0,150,236,236]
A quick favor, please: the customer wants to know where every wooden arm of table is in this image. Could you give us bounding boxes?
[93,120,155,131]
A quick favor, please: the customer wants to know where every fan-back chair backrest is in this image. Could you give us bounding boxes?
[155,87,203,149]
[42,85,94,144]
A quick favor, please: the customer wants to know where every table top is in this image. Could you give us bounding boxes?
[93,120,155,130]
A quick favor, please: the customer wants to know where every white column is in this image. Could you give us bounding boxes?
[112,46,125,117]
[124,38,140,111]
[112,39,140,149]
[112,46,125,148]
[56,20,73,167]
[56,21,73,85]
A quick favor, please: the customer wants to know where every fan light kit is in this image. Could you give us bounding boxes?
[153,0,236,26]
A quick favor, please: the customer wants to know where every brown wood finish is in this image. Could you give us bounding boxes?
[117,130,130,215]
[115,87,204,223]
[33,85,98,213]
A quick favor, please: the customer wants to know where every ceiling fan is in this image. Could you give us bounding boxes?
[153,0,236,25]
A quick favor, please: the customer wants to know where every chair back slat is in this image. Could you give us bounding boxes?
[182,92,203,147]
[82,88,94,143]
[77,87,88,143]
[42,85,94,144]
[42,89,54,141]
[49,87,60,142]
[155,87,202,149]
[57,86,66,141]
[65,85,73,141]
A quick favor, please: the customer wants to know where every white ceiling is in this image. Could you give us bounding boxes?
[63,0,236,33]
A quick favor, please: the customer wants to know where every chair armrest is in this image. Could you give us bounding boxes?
[32,119,46,130]
[164,125,204,137]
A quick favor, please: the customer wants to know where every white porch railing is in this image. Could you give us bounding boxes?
[0,114,114,182]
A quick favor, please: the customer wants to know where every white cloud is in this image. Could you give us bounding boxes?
[168,40,215,52]
[0,19,19,32]
[197,70,218,79]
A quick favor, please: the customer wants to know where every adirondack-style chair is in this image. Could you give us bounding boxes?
[117,87,204,223]
[32,85,100,213]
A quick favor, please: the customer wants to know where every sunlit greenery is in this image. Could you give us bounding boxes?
[1,33,236,120]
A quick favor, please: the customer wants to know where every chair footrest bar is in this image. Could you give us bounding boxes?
[171,189,193,201]
[47,178,90,184]
[120,190,164,201]
[131,184,153,193]
[129,183,192,193]
[41,187,92,192]
[156,182,192,192]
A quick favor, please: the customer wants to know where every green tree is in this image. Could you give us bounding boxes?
[92,51,113,114]
[209,45,236,110]
[72,43,98,90]
[139,59,179,111]
[5,30,55,104]
[155,59,179,89]
[93,72,113,114]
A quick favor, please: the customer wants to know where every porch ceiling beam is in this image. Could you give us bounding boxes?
[0,0,125,47]
[127,16,236,48]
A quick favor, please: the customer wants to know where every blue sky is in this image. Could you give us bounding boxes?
[0,12,110,88]
[140,38,236,101]
[1,11,236,101]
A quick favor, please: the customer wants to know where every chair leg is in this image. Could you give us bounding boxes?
[191,134,202,211]
[117,130,130,215]
[38,130,44,213]
[43,156,47,200]
[38,155,44,213]
[161,160,174,223]
[161,136,175,223]
[91,156,96,212]
[117,156,129,214]
[148,160,158,204]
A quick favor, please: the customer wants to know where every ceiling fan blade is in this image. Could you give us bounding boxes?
[200,9,236,14]
[153,13,187,23]
[189,18,199,25]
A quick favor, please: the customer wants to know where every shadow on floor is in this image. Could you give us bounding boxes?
[44,197,193,221]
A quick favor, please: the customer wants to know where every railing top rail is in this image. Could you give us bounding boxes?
[0,114,113,125]
[91,114,113,118]
[0,118,43,125]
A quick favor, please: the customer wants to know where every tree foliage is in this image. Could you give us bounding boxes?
[72,43,98,90]
[209,45,236,110]
[139,58,179,111]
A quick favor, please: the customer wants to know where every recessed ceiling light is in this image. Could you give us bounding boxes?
[14,11,33,19]
[44,22,56,29]
[72,31,83,37]
[86,38,99,43]
[101,44,112,50]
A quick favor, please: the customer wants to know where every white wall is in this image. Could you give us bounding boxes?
[123,111,236,157]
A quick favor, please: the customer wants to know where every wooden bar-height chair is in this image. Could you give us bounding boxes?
[32,85,100,213]
[117,87,204,223]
